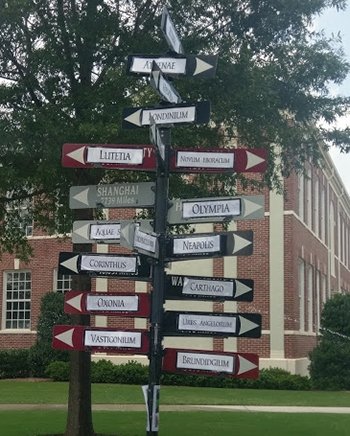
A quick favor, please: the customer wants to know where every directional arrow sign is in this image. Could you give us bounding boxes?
[58,252,151,280]
[62,143,156,170]
[69,182,155,209]
[161,7,184,54]
[52,325,149,354]
[162,349,259,379]
[163,312,262,338]
[170,148,268,173]
[127,54,218,79]
[72,220,121,244]
[165,231,253,261]
[167,195,264,224]
[122,101,210,129]
[64,291,151,317]
[150,61,181,104]
[165,275,254,302]
[120,222,159,258]
[150,116,166,162]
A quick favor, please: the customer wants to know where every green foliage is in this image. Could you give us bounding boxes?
[45,361,70,382]
[0,349,31,379]
[309,293,350,390]
[29,292,70,377]
[0,1,349,257]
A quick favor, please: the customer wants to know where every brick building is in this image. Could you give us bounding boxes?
[1,149,349,375]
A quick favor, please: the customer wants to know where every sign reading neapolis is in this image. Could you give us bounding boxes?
[69,182,155,209]
[64,292,151,317]
[58,252,151,280]
[165,231,253,260]
[163,311,262,338]
[122,101,210,129]
[162,349,259,378]
[167,195,264,224]
[165,275,254,302]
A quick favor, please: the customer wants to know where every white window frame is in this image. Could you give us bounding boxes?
[2,270,31,330]
[298,259,305,331]
[53,269,72,293]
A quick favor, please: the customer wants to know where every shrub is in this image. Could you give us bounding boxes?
[0,349,31,379]
[45,361,70,381]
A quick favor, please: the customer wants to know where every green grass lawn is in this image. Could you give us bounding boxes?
[0,380,350,407]
[0,410,349,436]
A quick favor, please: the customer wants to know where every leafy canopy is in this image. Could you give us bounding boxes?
[0,0,349,258]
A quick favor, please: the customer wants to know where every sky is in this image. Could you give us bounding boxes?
[315,5,350,194]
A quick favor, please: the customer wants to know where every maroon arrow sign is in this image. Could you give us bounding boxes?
[52,325,149,354]
[170,148,267,173]
[61,143,156,170]
[64,291,151,317]
[162,348,259,378]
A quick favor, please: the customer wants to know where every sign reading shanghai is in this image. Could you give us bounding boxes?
[58,252,151,280]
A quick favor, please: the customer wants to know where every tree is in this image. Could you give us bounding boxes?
[309,293,350,390]
[0,0,350,434]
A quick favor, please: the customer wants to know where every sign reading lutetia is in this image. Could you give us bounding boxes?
[166,231,253,260]
[62,143,156,170]
[162,349,259,378]
[165,275,254,302]
[69,182,155,209]
[167,195,264,224]
[122,101,210,129]
[72,220,121,244]
[58,252,151,280]
[126,54,218,79]
[150,61,182,104]
[64,291,151,317]
[170,148,267,173]
[163,311,262,338]
[160,6,184,54]
[52,325,149,354]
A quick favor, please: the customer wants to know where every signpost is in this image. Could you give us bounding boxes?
[163,311,262,338]
[52,325,149,354]
[122,101,210,129]
[62,143,156,170]
[58,252,151,280]
[165,275,254,302]
[64,291,151,317]
[167,195,264,224]
[69,182,155,209]
[165,230,253,260]
[127,54,218,79]
[162,349,259,378]
[170,148,267,173]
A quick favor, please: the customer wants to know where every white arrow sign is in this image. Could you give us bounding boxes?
[161,7,184,54]
[150,61,182,104]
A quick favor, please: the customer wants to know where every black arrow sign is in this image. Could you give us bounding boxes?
[163,311,262,338]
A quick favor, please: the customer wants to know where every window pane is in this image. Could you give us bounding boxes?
[4,271,31,330]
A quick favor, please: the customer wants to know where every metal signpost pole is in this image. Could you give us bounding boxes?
[147,127,171,436]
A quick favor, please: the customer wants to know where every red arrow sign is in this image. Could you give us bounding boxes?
[170,148,267,173]
[64,292,151,317]
[61,143,156,170]
[162,348,259,378]
[52,325,149,354]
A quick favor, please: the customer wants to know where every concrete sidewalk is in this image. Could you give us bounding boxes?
[0,404,350,414]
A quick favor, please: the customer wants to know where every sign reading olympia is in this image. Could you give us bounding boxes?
[165,275,254,302]
[69,182,155,209]
[162,349,259,378]
[64,291,151,317]
[58,252,151,280]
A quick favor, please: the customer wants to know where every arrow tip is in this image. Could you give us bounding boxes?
[194,57,214,76]
[55,328,74,347]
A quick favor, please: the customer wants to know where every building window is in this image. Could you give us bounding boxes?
[329,201,336,277]
[306,168,312,227]
[307,265,313,332]
[320,185,326,242]
[313,177,319,237]
[5,195,33,237]
[298,173,304,220]
[298,259,305,331]
[54,270,72,293]
[3,271,31,329]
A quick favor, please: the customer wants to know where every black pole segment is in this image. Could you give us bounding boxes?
[147,128,171,436]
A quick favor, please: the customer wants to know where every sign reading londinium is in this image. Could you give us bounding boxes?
[52,325,149,354]
[163,311,262,338]
[165,230,253,260]
[165,275,254,302]
[64,291,151,317]
[58,252,151,280]
[163,349,259,379]
[69,182,155,209]
[62,143,156,170]
[167,195,264,224]
[122,101,210,129]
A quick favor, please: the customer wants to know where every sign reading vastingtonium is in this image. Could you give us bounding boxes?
[69,182,155,209]
[84,330,142,349]
[165,275,254,301]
